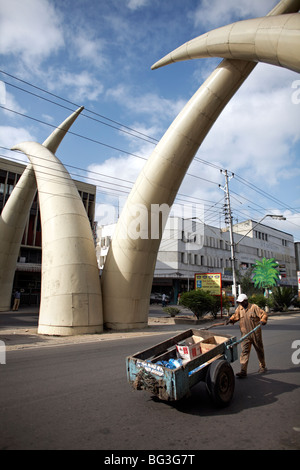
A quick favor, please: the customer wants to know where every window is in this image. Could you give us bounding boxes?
[255,230,268,241]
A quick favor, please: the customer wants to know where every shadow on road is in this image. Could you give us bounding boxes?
[151,366,300,417]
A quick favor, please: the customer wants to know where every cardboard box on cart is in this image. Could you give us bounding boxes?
[176,335,218,361]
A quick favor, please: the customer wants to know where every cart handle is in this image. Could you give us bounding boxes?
[200,321,228,330]
[226,324,262,349]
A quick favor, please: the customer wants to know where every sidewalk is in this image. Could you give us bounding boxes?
[1,304,299,351]
[0,304,209,351]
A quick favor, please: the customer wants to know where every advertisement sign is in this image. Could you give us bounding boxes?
[195,272,222,316]
[195,273,222,295]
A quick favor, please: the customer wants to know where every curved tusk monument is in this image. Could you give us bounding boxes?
[11,107,103,335]
[0,164,37,311]
[152,13,300,74]
[3,0,299,334]
[101,0,300,329]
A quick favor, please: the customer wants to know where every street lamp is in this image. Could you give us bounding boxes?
[234,214,286,246]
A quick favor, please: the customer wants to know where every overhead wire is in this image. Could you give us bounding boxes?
[0,105,221,189]
[0,70,158,144]
[0,149,223,222]
[1,69,299,233]
[1,70,295,215]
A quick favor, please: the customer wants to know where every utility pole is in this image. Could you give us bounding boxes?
[220,170,237,303]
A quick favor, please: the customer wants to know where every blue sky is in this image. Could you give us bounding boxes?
[0,0,300,241]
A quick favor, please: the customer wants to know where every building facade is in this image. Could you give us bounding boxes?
[0,157,97,306]
[97,216,297,304]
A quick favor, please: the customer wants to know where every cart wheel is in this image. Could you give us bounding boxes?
[206,359,235,407]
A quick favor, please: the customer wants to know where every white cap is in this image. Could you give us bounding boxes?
[237,293,248,303]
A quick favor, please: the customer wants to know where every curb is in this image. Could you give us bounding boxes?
[1,310,299,352]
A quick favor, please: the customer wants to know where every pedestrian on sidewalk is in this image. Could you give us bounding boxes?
[227,293,268,378]
[12,290,21,311]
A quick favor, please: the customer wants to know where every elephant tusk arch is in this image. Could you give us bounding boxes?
[9,106,103,335]
[42,106,84,153]
[102,0,300,330]
[152,13,300,74]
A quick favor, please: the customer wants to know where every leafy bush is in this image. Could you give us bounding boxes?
[249,293,268,309]
[292,297,300,309]
[179,290,214,319]
[210,295,231,318]
[269,286,295,312]
[163,306,180,317]
[179,290,229,319]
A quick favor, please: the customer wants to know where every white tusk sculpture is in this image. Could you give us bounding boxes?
[3,0,299,334]
[0,164,37,311]
[0,108,84,313]
[11,107,103,335]
[151,13,300,74]
[101,0,300,330]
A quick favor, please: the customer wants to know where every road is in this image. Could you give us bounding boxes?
[0,314,299,451]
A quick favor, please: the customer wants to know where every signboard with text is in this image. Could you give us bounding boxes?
[195,273,223,316]
[195,273,222,295]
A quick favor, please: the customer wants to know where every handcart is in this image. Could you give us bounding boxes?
[126,328,240,407]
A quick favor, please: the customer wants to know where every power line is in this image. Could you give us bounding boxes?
[1,69,299,232]
[0,105,149,161]
[0,70,158,144]
[234,173,296,213]
[0,150,223,217]
[2,68,297,215]
[2,72,296,218]
[0,104,222,189]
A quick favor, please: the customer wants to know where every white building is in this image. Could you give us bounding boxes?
[97,217,297,304]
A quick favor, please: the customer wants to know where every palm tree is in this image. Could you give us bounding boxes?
[253,257,279,290]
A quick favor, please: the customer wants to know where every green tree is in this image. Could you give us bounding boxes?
[179,290,214,319]
[249,293,268,309]
[253,258,279,290]
[236,266,261,297]
[210,295,231,319]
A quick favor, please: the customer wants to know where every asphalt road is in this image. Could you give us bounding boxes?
[0,314,299,451]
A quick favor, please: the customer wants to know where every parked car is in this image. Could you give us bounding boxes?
[150,293,170,304]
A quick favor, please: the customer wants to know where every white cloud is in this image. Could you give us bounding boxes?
[88,153,145,225]
[1,91,26,117]
[127,0,149,11]
[0,126,36,163]
[47,70,104,102]
[0,0,64,65]
[70,30,107,69]
[97,62,300,233]
[106,85,186,127]
[192,0,277,30]
[199,65,300,185]
[88,154,145,192]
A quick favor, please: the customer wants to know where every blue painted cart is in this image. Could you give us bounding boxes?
[126,328,239,407]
